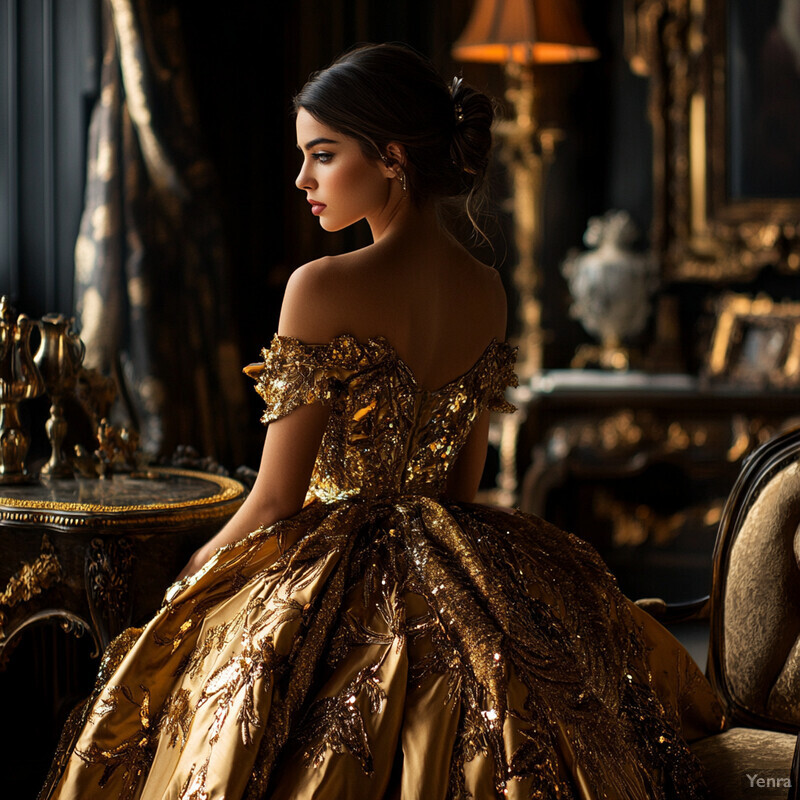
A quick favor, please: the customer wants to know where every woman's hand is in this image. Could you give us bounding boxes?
[176,542,216,582]
[170,400,328,584]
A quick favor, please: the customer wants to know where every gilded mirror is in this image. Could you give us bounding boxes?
[626,0,800,281]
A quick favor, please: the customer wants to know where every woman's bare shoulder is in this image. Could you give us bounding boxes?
[278,256,352,341]
[458,255,508,341]
[279,248,506,344]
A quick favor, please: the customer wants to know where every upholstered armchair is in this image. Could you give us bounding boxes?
[638,426,800,799]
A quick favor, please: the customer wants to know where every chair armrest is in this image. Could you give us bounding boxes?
[634,596,710,624]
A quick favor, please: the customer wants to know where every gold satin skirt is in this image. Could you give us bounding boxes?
[41,498,724,800]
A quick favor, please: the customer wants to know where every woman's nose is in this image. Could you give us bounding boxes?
[295,163,315,190]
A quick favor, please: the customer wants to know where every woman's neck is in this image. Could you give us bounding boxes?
[367,196,442,246]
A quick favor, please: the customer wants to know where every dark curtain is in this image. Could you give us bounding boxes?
[74,0,246,465]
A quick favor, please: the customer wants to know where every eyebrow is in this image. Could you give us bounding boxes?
[298,137,339,151]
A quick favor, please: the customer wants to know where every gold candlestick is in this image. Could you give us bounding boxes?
[34,314,86,479]
[0,297,45,483]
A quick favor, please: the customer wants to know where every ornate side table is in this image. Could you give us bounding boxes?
[489,370,800,602]
[0,467,246,661]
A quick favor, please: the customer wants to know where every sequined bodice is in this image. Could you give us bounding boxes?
[245,334,517,502]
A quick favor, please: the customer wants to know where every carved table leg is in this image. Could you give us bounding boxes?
[0,534,100,664]
[85,537,135,649]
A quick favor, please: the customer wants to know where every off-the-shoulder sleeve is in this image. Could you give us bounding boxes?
[243,334,348,424]
[486,343,519,414]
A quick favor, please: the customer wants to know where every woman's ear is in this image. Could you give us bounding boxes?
[384,142,407,171]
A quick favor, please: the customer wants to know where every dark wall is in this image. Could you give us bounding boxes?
[0,0,99,318]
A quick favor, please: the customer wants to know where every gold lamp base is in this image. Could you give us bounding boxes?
[452,0,600,378]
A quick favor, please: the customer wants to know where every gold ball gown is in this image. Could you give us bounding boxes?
[41,334,724,800]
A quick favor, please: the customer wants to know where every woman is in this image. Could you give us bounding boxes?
[41,43,723,800]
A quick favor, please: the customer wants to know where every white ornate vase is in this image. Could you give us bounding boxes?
[561,210,659,369]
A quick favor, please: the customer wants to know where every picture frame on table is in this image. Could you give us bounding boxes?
[706,294,800,387]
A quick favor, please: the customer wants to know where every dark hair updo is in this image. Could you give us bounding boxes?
[294,43,494,231]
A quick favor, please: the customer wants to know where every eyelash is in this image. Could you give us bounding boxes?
[311,152,333,163]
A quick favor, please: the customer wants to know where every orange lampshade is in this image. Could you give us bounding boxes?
[452,0,599,64]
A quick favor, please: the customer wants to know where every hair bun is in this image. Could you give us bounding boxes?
[449,77,493,179]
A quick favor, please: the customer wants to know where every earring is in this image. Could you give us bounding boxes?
[382,152,407,194]
[396,168,407,194]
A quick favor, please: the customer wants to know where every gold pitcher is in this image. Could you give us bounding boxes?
[0,296,45,483]
[34,314,86,479]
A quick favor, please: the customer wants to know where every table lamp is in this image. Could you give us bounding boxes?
[453,0,599,375]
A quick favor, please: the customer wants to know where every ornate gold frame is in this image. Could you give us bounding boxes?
[707,293,800,386]
[625,0,800,281]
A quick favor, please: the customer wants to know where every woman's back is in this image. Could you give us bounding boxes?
[278,232,507,393]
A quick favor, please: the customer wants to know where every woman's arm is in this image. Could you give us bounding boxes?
[176,401,329,579]
[445,272,507,504]
[177,262,334,580]
[443,409,491,503]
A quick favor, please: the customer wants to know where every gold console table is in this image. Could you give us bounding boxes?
[0,467,246,662]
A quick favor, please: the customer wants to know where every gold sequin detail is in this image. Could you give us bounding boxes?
[244,334,518,503]
[159,688,194,749]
